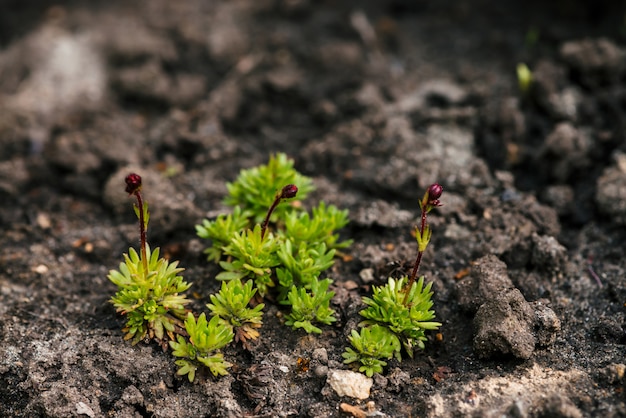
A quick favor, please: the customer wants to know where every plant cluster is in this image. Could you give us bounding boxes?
[196,153,351,335]
[108,173,235,382]
[108,160,442,383]
[343,184,443,377]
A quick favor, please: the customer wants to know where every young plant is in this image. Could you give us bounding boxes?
[170,313,234,382]
[360,276,441,357]
[282,277,337,334]
[108,173,191,349]
[207,279,264,349]
[344,183,443,374]
[342,325,401,377]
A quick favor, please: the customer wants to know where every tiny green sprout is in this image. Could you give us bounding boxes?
[207,279,264,349]
[108,173,191,349]
[225,153,314,223]
[170,312,234,382]
[342,325,401,377]
[282,277,337,334]
[517,63,533,95]
[360,277,441,358]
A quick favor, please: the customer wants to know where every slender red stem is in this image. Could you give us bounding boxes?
[404,205,427,304]
[261,184,298,240]
[134,191,149,279]
[261,198,280,240]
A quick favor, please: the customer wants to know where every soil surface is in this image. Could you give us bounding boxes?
[1,1,626,417]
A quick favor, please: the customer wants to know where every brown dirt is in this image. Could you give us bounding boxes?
[1,1,625,417]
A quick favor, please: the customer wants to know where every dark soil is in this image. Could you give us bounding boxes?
[1,1,626,417]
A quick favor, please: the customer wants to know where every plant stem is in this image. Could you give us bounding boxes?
[261,197,280,240]
[134,190,149,279]
[403,183,442,304]
[261,184,298,240]
[404,204,427,304]
[125,173,149,279]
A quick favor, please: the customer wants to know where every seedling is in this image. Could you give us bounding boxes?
[343,184,443,375]
[360,276,440,356]
[281,277,336,334]
[108,174,192,350]
[207,279,264,349]
[170,312,234,381]
[196,154,351,335]
[342,325,401,377]
[517,63,533,95]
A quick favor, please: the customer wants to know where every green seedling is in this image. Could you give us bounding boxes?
[342,325,401,377]
[108,173,191,350]
[344,184,443,375]
[207,279,264,349]
[517,63,533,95]
[170,312,234,382]
[361,276,441,357]
[281,277,337,334]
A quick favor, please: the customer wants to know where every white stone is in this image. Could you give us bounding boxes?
[327,369,373,400]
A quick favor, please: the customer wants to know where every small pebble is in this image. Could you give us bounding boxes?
[327,369,373,400]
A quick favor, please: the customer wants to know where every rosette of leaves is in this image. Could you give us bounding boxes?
[224,153,314,223]
[207,279,264,349]
[170,313,234,382]
[195,206,252,263]
[109,244,191,348]
[359,276,441,358]
[282,277,337,334]
[216,224,280,296]
[342,325,401,377]
[280,201,352,250]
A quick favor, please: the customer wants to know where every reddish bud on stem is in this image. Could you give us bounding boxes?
[427,183,443,204]
[280,184,298,199]
[125,173,142,195]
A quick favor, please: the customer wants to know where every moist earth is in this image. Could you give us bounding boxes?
[0,1,625,417]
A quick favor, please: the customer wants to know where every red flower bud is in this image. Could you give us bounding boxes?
[427,183,443,206]
[280,184,298,199]
[428,183,443,200]
[125,173,142,195]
